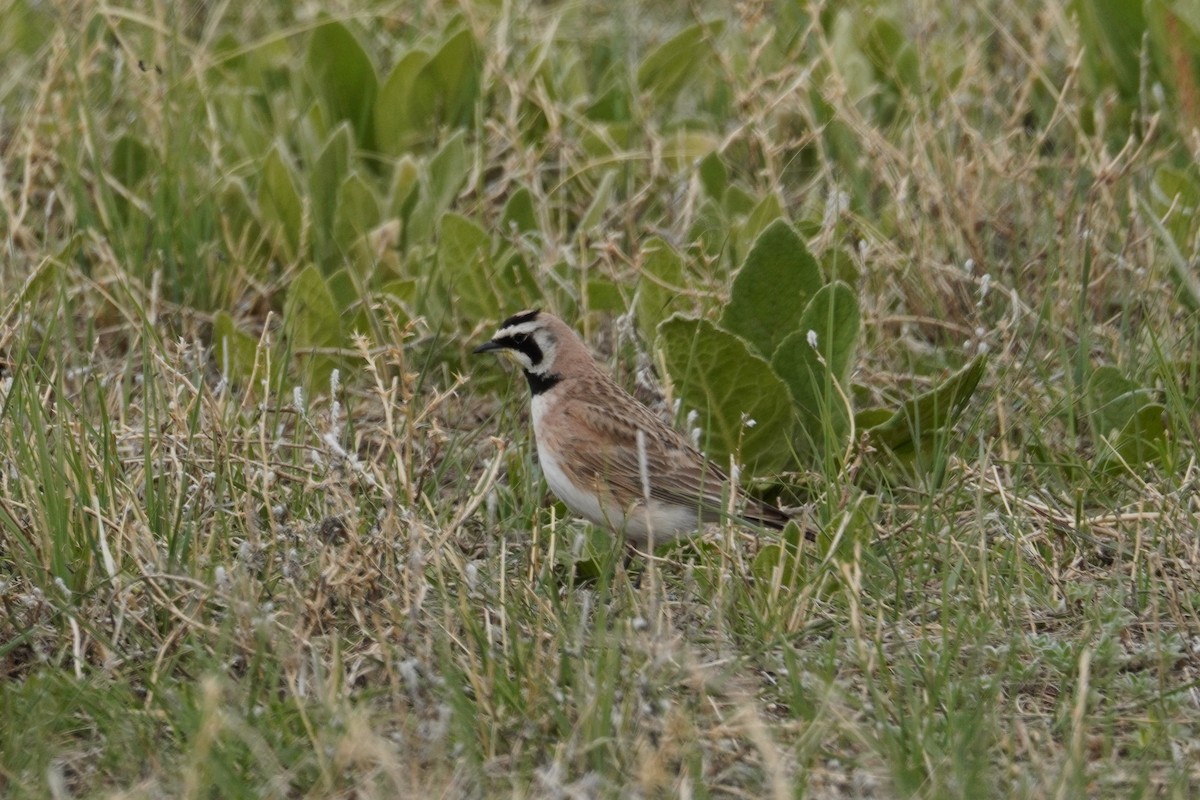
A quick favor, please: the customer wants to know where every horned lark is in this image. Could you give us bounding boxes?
[474,309,791,546]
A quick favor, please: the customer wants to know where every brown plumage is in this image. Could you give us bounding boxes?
[475,310,792,546]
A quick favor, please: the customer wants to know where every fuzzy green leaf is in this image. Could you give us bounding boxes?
[658,316,795,473]
[435,212,497,323]
[310,124,352,248]
[307,21,378,148]
[415,26,480,129]
[333,172,382,256]
[326,268,371,337]
[407,131,469,244]
[722,219,824,359]
[1086,365,1167,469]
[637,20,725,105]
[636,238,690,342]
[698,151,727,199]
[771,282,860,456]
[284,264,343,389]
[1073,0,1145,99]
[285,265,342,348]
[1096,403,1167,472]
[862,16,919,90]
[866,355,987,450]
[389,156,420,218]
[501,186,538,235]
[734,193,784,266]
[258,145,303,260]
[579,170,617,233]
[374,49,431,155]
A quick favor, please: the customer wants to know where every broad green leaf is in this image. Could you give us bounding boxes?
[866,355,987,450]
[584,84,630,123]
[1086,366,1159,439]
[829,10,876,105]
[389,156,420,218]
[819,496,878,559]
[307,21,378,148]
[333,172,382,256]
[407,131,469,244]
[284,264,343,389]
[0,0,56,56]
[1072,0,1145,99]
[586,278,624,313]
[303,99,331,153]
[723,184,756,217]
[861,16,919,92]
[722,219,823,359]
[1096,403,1167,471]
[657,316,795,473]
[686,197,727,257]
[578,170,617,232]
[771,282,860,456]
[285,264,342,348]
[435,212,498,323]
[212,311,260,382]
[1086,361,1170,469]
[795,282,859,384]
[822,246,860,286]
[374,49,431,155]
[499,251,541,314]
[637,20,725,105]
[217,179,263,261]
[221,71,272,156]
[734,192,785,265]
[501,186,538,234]
[636,238,690,342]
[428,130,470,206]
[698,151,727,199]
[326,267,371,337]
[310,124,352,247]
[379,278,415,325]
[416,26,480,128]
[854,407,894,430]
[579,119,631,162]
[258,145,303,260]
[662,129,719,171]
[326,267,357,308]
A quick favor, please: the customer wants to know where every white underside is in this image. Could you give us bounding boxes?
[531,393,700,545]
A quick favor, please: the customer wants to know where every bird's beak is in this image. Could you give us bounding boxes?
[473,340,504,354]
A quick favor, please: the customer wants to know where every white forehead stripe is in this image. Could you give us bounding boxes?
[495,320,542,338]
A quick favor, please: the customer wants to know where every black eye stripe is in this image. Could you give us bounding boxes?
[496,334,543,366]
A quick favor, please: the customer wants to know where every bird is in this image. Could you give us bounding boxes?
[474,309,793,547]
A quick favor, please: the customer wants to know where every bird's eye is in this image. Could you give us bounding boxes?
[511,333,529,346]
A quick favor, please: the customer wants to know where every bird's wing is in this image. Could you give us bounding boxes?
[556,393,745,520]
